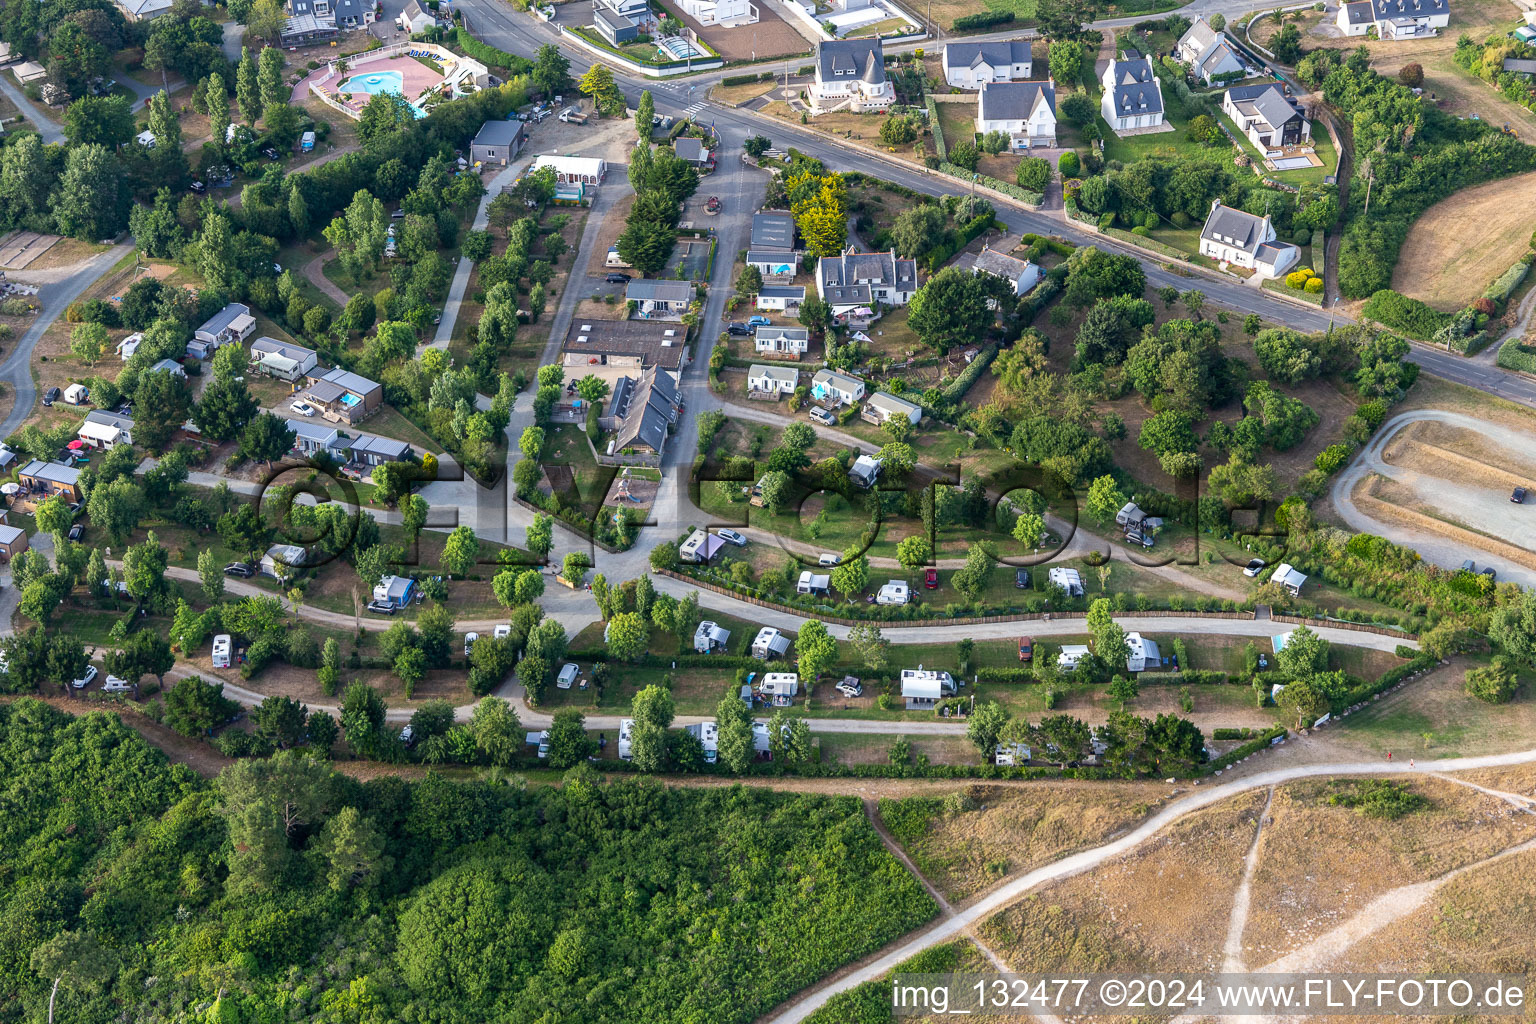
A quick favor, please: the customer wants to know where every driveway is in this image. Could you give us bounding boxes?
[0,74,62,144]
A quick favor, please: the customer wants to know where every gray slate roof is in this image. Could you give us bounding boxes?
[1505,57,1536,74]
[472,120,522,147]
[1200,202,1269,257]
[20,460,80,486]
[978,80,1057,122]
[251,336,317,363]
[674,137,707,163]
[1340,0,1373,24]
[750,212,796,250]
[83,409,134,431]
[611,366,681,453]
[816,38,886,84]
[1225,83,1302,132]
[196,302,252,339]
[758,285,805,299]
[1107,56,1163,116]
[626,278,694,303]
[315,366,381,397]
[1373,0,1448,15]
[944,40,1031,71]
[818,249,917,303]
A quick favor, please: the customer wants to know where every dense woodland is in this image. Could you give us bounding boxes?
[0,700,936,1024]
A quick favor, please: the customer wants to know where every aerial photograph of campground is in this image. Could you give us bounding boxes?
[2,0,1536,1017]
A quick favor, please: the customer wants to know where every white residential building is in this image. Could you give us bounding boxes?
[809,368,866,406]
[755,285,805,312]
[754,326,810,357]
[1198,201,1300,279]
[531,154,607,185]
[810,38,893,115]
[680,0,757,25]
[1100,52,1165,133]
[748,364,799,395]
[1175,16,1246,84]
[941,40,1032,90]
[976,80,1057,149]
[862,390,922,427]
[968,247,1042,296]
[1337,0,1449,37]
[1222,83,1311,151]
[816,248,918,320]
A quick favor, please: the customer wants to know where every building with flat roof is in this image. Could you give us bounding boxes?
[470,120,526,166]
[562,318,688,387]
[303,366,383,424]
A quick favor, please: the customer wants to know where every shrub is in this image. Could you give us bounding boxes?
[1057,150,1080,176]
[1284,268,1314,289]
[1465,659,1518,704]
[951,9,1014,30]
[1483,260,1529,302]
[1304,277,1324,293]
[1361,289,1450,340]
[1470,296,1496,316]
[1325,778,1427,819]
[1314,442,1353,474]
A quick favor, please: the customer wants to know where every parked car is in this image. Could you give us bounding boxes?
[818,552,839,567]
[366,600,396,614]
[72,666,99,690]
[557,663,579,689]
[290,401,316,417]
[1018,636,1034,662]
[42,386,60,407]
[212,634,232,668]
[835,679,862,698]
[746,315,771,328]
[67,501,83,517]
[726,322,751,336]
[1461,559,1477,573]
[102,675,133,693]
[224,562,254,578]
[1243,558,1266,578]
[605,272,630,283]
[924,567,938,589]
[1482,566,1498,580]
[464,632,478,658]
[400,724,415,746]
[809,407,835,425]
[67,524,83,541]
[1513,487,1527,504]
[716,528,747,547]
[1015,568,1031,589]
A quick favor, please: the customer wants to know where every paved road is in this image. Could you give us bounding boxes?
[763,743,1536,1023]
[1331,409,1536,585]
[0,74,62,144]
[0,244,131,439]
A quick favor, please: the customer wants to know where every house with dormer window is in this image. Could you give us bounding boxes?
[1198,201,1299,279]
[810,39,893,115]
[1336,0,1449,37]
[1100,51,1165,133]
[976,80,1057,149]
[815,248,918,321]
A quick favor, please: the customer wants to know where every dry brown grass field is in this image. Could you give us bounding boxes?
[1390,170,1536,311]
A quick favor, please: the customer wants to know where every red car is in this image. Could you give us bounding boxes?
[924,568,938,589]
[1018,636,1034,662]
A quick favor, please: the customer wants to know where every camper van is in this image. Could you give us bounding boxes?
[212,634,232,668]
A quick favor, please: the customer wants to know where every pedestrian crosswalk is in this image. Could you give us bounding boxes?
[682,102,706,118]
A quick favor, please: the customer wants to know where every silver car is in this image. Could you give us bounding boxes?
[715,529,747,547]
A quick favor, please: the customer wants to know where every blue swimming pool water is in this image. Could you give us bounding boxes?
[340,392,362,408]
[338,69,427,118]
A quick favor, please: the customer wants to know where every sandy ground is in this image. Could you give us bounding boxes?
[1391,170,1536,311]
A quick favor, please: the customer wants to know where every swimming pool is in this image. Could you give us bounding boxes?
[339,392,362,408]
[338,69,427,118]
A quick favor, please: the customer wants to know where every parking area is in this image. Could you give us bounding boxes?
[670,3,811,61]
[669,237,712,281]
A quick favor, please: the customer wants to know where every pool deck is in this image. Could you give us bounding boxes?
[313,52,448,116]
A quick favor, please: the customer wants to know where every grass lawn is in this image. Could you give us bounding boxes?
[1216,110,1338,187]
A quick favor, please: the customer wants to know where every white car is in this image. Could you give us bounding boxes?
[400,724,415,745]
[556,662,579,689]
[716,528,747,547]
[836,679,862,698]
[102,675,133,693]
[493,624,511,640]
[1243,558,1266,578]
[818,552,840,567]
[290,401,316,417]
[212,634,232,668]
[464,632,479,658]
[72,666,99,690]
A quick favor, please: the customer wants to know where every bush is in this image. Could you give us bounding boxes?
[951,9,1014,30]
[1496,339,1536,373]
[1284,268,1314,289]
[1057,151,1080,176]
[1304,277,1324,294]
[1015,156,1051,193]
[1465,659,1519,704]
[1483,260,1530,302]
[1314,442,1353,474]
[451,27,532,73]
[1361,289,1450,340]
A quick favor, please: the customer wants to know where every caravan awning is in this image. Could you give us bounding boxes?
[259,353,301,375]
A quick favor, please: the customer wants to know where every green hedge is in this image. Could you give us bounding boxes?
[975,666,1038,683]
[925,95,946,161]
[1496,337,1536,373]
[1338,653,1436,709]
[1205,726,1288,774]
[952,9,1014,30]
[1212,727,1263,740]
[938,163,1043,205]
[941,342,997,401]
[1361,288,1450,340]
[1483,259,1530,303]
[452,27,532,74]
[721,72,773,86]
[1138,669,1231,686]
[565,649,768,669]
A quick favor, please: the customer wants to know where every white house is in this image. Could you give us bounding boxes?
[1222,83,1310,151]
[1100,52,1165,133]
[1337,0,1450,37]
[899,667,954,707]
[77,410,135,450]
[969,247,1042,296]
[863,390,922,427]
[747,249,801,278]
[532,154,607,185]
[755,285,804,312]
[626,278,694,318]
[941,40,1032,89]
[1175,16,1247,84]
[1125,632,1161,672]
[976,80,1057,149]
[680,0,757,26]
[816,248,918,320]
[190,302,256,359]
[250,336,319,377]
[810,38,893,115]
[1198,201,1300,279]
[748,363,799,395]
[810,368,866,406]
[754,326,810,357]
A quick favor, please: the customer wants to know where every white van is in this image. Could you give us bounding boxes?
[211,634,232,668]
[556,663,579,689]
